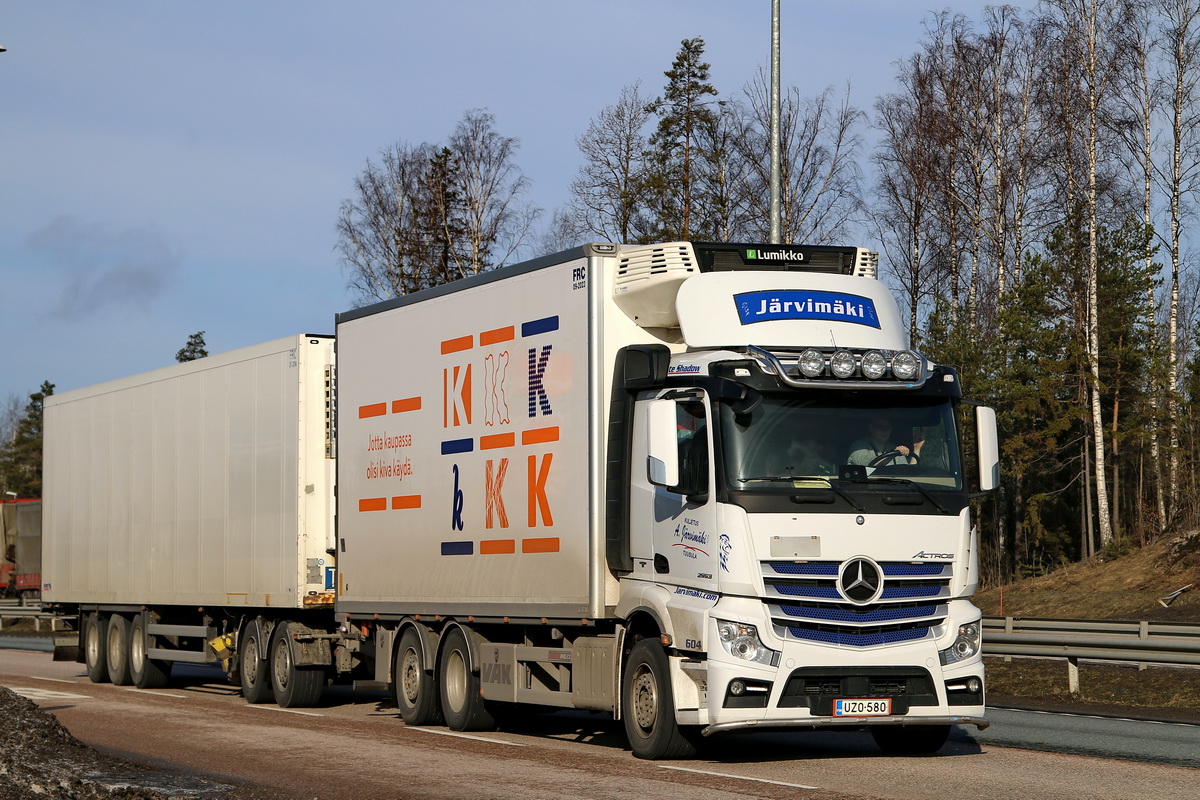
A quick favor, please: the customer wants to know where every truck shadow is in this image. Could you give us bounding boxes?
[366,700,985,761]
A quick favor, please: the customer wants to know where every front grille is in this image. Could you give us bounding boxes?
[763,559,953,648]
[787,625,930,647]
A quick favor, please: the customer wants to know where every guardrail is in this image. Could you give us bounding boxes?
[982,616,1200,692]
[0,602,62,632]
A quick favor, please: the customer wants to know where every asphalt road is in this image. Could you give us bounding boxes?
[1,647,1198,800]
[976,706,1200,768]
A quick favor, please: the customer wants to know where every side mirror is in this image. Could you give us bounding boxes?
[646,399,680,487]
[976,406,999,491]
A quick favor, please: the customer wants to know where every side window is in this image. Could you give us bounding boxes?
[674,400,708,497]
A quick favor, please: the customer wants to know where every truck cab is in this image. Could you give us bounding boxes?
[609,242,997,757]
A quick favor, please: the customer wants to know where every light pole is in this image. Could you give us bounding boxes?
[769,0,782,244]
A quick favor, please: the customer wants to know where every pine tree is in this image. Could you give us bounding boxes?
[646,38,719,241]
[176,331,208,363]
[0,381,54,499]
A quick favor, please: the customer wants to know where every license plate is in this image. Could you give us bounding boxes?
[834,698,892,716]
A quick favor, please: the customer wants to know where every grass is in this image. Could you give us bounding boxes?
[976,530,1200,719]
[986,657,1200,720]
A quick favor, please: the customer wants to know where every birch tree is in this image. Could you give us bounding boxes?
[1157,0,1200,524]
[1044,0,1135,549]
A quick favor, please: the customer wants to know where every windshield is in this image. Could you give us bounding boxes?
[720,393,963,492]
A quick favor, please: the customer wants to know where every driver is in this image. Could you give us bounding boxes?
[847,416,923,467]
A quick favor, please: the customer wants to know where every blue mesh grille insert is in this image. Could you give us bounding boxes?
[777,604,939,623]
[772,584,842,599]
[882,563,948,577]
[787,626,930,647]
[770,562,839,576]
[881,585,943,599]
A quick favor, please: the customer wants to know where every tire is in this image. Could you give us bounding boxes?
[130,615,170,689]
[394,627,442,726]
[239,619,273,704]
[621,638,696,760]
[270,622,324,708]
[437,627,494,731]
[870,724,951,755]
[105,614,133,686]
[83,613,110,684]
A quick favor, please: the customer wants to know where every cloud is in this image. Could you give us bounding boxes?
[25,215,179,317]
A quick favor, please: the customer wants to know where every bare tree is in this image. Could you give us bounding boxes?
[447,109,540,277]
[564,83,655,243]
[874,53,940,343]
[336,141,442,303]
[336,110,538,303]
[734,75,865,244]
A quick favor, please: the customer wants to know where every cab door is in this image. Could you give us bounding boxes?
[629,392,719,593]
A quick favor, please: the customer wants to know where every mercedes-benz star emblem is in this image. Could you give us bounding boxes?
[839,557,883,605]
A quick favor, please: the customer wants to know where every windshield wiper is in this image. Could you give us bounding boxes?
[868,477,952,514]
[741,474,830,482]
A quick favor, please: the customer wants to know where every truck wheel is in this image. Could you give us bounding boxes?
[83,613,110,684]
[394,627,442,725]
[870,724,951,755]
[105,614,133,686]
[130,615,170,689]
[239,619,272,704]
[437,627,494,731]
[621,638,696,760]
[270,623,324,708]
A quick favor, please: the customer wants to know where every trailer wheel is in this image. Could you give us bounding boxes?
[83,613,110,684]
[130,615,169,689]
[394,627,442,726]
[270,623,324,708]
[105,614,133,686]
[621,638,696,760]
[870,724,950,755]
[438,627,494,731]
[239,619,272,704]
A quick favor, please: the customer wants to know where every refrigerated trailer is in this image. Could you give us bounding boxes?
[45,241,998,759]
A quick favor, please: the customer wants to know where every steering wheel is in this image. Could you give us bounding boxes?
[868,449,904,468]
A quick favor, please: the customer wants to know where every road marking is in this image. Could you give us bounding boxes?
[407,727,525,746]
[993,706,1200,729]
[249,705,324,717]
[30,676,80,684]
[657,765,821,790]
[120,687,188,698]
[8,687,91,701]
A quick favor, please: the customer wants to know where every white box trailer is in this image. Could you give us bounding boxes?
[334,248,636,618]
[43,334,336,695]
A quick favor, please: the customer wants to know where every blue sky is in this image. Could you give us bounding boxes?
[0,1,1020,404]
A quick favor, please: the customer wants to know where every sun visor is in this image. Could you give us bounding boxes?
[675,272,909,350]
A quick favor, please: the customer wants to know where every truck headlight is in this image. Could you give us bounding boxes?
[715,620,779,666]
[939,621,981,665]
[830,350,856,379]
[861,350,888,380]
[891,350,921,381]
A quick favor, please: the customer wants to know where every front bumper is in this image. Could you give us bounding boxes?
[703,713,989,736]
